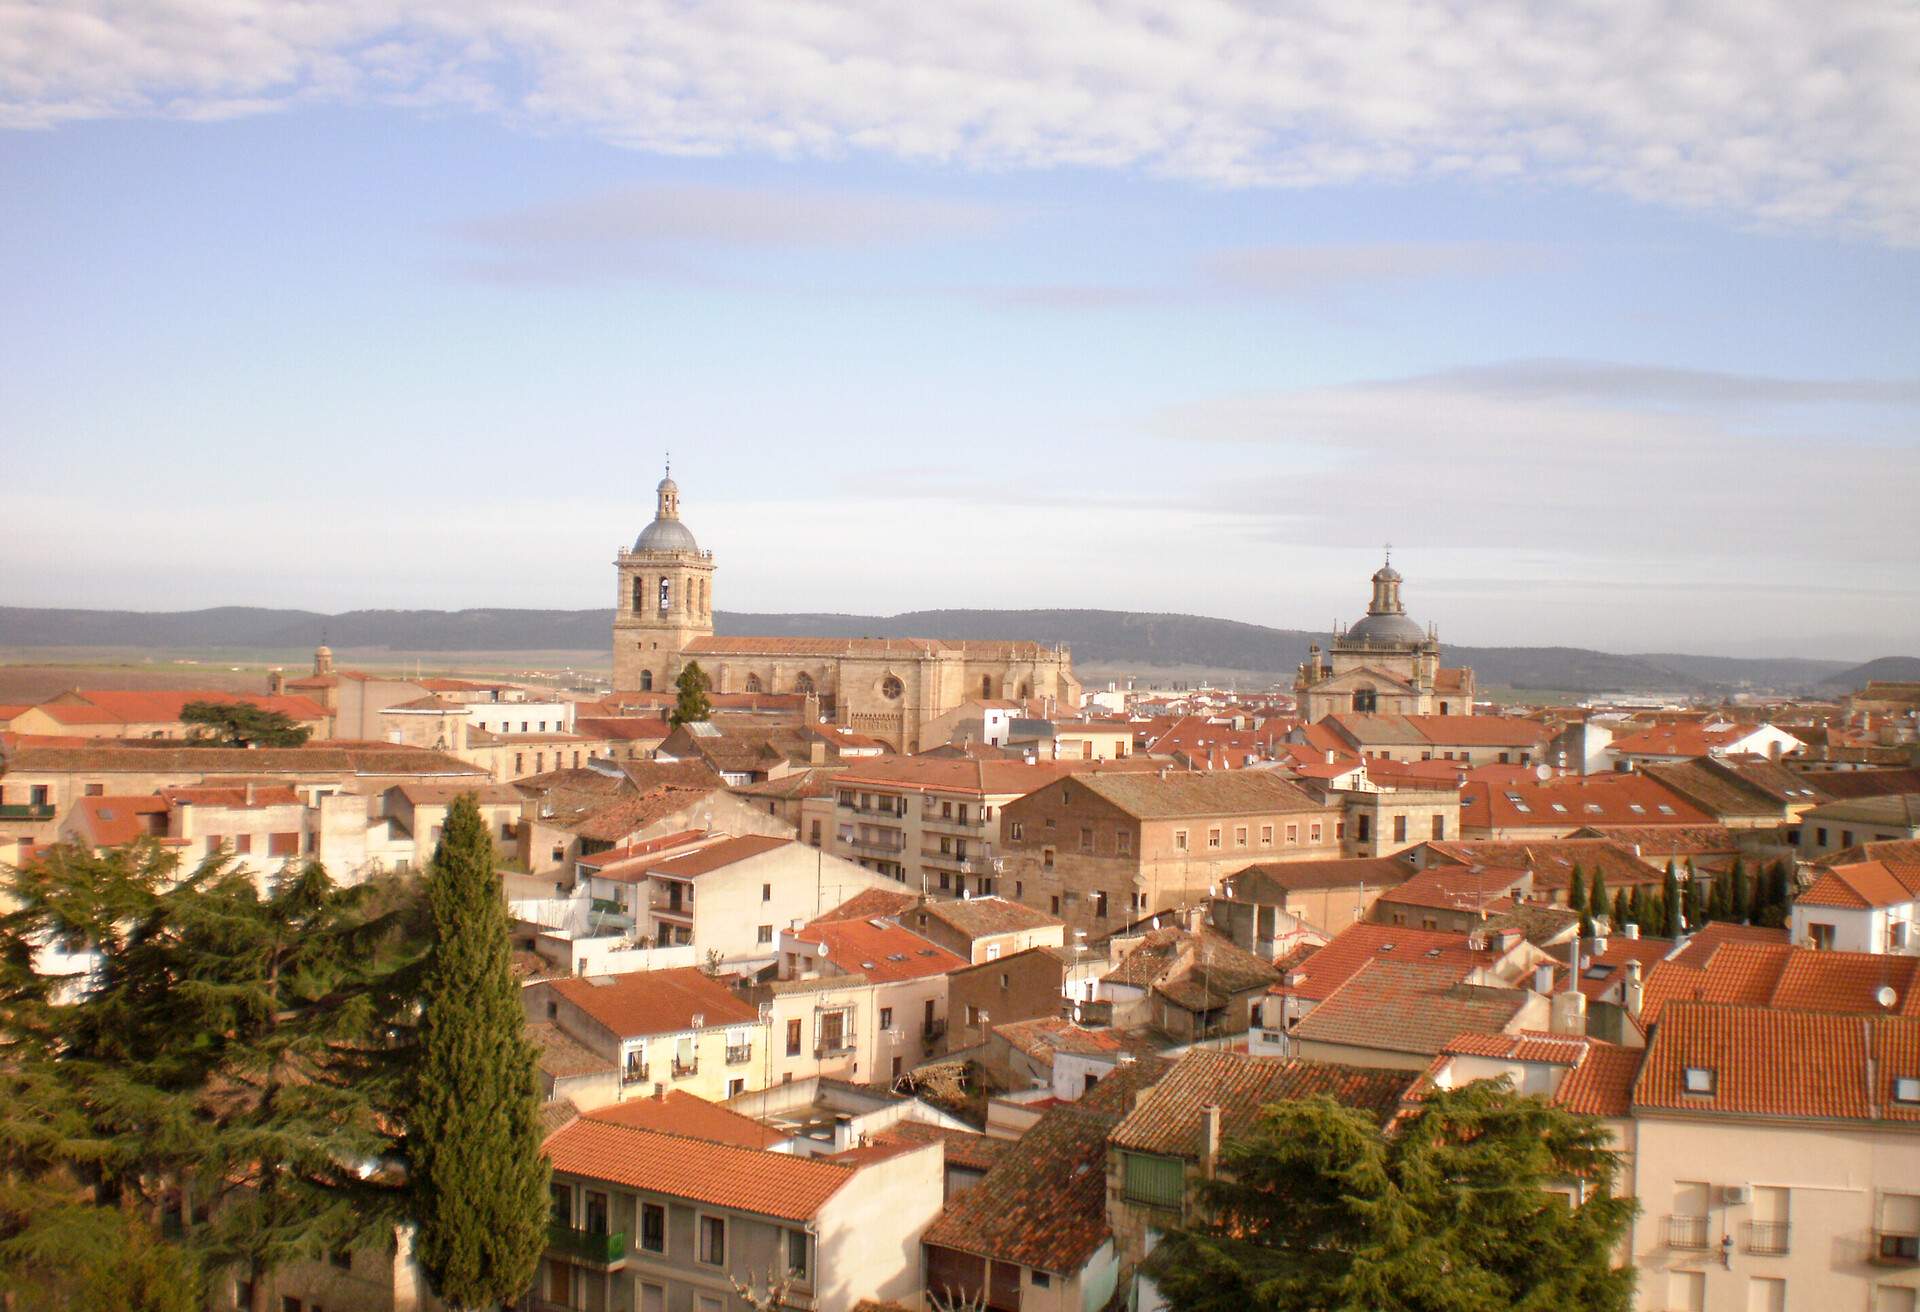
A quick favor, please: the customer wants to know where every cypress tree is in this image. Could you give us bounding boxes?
[1686,860,1707,926]
[1629,885,1649,929]
[671,660,713,727]
[1589,869,1609,931]
[1612,888,1630,930]
[1730,859,1752,923]
[407,795,549,1310]
[1568,863,1591,938]
[1759,860,1793,927]
[1662,862,1683,935]
[1707,868,1731,921]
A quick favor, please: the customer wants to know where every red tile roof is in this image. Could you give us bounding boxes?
[577,1090,785,1149]
[920,1106,1115,1275]
[1798,859,1920,909]
[788,918,968,983]
[1641,938,1920,1023]
[1422,838,1659,895]
[68,795,173,846]
[1375,864,1531,913]
[1458,775,1711,830]
[544,966,758,1038]
[1111,1047,1416,1157]
[49,689,331,725]
[1634,1002,1920,1124]
[1291,958,1534,1056]
[1555,1043,1646,1117]
[811,887,921,923]
[544,1120,855,1220]
[1271,922,1499,1003]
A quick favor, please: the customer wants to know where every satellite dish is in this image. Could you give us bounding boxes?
[1877,985,1899,1010]
[1534,764,1552,782]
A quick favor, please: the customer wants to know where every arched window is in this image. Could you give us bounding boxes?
[640,670,653,692]
[631,576,645,613]
[794,672,815,695]
[881,675,904,701]
[1018,682,1030,700]
[699,578,708,615]
[745,673,763,693]
[981,675,994,700]
[1353,686,1377,713]
[658,577,672,612]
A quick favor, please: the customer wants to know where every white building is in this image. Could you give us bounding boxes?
[1791,859,1920,955]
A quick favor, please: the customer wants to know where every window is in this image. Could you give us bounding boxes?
[698,1215,725,1265]
[1207,827,1221,849]
[757,924,773,944]
[1009,821,1024,840]
[1286,824,1298,843]
[659,577,671,611]
[1392,815,1407,843]
[1174,830,1189,851]
[269,831,298,857]
[1432,815,1446,840]
[1032,1270,1052,1288]
[762,883,772,902]
[234,834,252,855]
[1808,923,1837,951]
[328,1250,352,1271]
[787,1018,802,1056]
[1260,825,1273,845]
[1234,826,1248,847]
[745,673,763,693]
[880,1007,893,1029]
[1042,847,1055,870]
[1122,1152,1185,1209]
[1683,1066,1716,1095]
[787,1228,810,1280]
[1080,826,1094,852]
[1894,1077,1920,1105]
[641,1202,666,1253]
[1310,823,1322,842]
[1095,891,1109,919]
[880,675,904,700]
[84,783,104,797]
[1117,830,1132,855]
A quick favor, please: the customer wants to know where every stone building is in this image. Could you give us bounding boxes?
[1295,557,1475,721]
[611,470,1080,750]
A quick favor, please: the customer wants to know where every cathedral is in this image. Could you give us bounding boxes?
[612,471,1081,751]
[1294,558,1475,720]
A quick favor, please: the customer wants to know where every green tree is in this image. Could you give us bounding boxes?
[181,700,312,748]
[1729,859,1751,923]
[1612,888,1630,931]
[1686,860,1707,927]
[1628,885,1649,929]
[670,660,713,728]
[1588,869,1609,931]
[1144,1080,1636,1312]
[405,795,548,1310]
[1707,868,1731,921]
[1568,862,1591,938]
[1757,860,1793,928]
[1662,862,1683,936]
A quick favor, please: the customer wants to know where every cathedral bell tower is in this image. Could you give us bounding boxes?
[612,465,716,694]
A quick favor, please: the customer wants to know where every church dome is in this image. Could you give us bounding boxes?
[634,517,700,553]
[1372,563,1402,584]
[1344,611,1427,644]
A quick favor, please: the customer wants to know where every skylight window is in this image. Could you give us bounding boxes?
[1682,1066,1716,1095]
[1628,803,1646,814]
[1657,805,1676,815]
[1584,803,1603,814]
[1514,803,1532,813]
[1895,1077,1920,1105]
[1551,803,1568,813]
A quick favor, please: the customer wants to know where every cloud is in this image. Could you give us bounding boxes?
[1202,242,1559,295]
[1155,360,1920,560]
[3,2,1917,242]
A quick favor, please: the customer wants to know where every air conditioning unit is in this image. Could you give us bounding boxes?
[1723,1184,1750,1206]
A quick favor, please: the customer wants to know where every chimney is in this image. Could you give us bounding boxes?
[832,1113,857,1153]
[244,781,255,806]
[653,1082,667,1102]
[1623,959,1645,1018]
[1533,963,1555,995]
[1200,1103,1223,1179]
[1550,988,1588,1037]
[1624,923,1639,941]
[809,738,826,766]
[1590,933,1608,957]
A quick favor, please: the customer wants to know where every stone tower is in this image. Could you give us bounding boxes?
[612,468,716,693]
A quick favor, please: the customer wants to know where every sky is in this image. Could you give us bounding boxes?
[1,1,1917,659]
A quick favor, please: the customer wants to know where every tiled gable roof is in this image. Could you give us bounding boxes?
[1458,775,1711,829]
[544,1120,854,1220]
[873,1121,1013,1172]
[1634,1002,1920,1124]
[1554,1043,1646,1117]
[1111,1048,1415,1158]
[1223,855,1418,898]
[579,1089,785,1149]
[1071,770,1326,819]
[789,918,968,983]
[810,887,921,924]
[1270,922,1497,1003]
[545,966,758,1038]
[1291,958,1532,1056]
[1375,864,1530,912]
[914,895,1061,939]
[1641,937,1920,1024]
[1421,838,1658,894]
[920,1106,1114,1275]
[1798,859,1920,909]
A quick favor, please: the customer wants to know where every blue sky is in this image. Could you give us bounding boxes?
[1,2,1916,658]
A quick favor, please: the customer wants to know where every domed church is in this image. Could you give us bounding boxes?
[612,469,1081,750]
[1294,557,1475,721]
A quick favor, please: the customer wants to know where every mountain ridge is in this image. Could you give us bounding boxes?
[1,605,1898,695]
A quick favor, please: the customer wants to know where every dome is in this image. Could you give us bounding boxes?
[657,475,679,496]
[634,518,701,553]
[1371,563,1402,584]
[1345,611,1427,645]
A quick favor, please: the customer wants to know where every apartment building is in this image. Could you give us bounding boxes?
[750,913,969,1087]
[541,1099,943,1312]
[572,833,899,962]
[901,895,1067,964]
[816,756,1080,899]
[996,770,1342,938]
[1627,1003,1920,1312]
[525,967,770,1105]
[1319,712,1551,766]
[1790,859,1920,954]
[1797,795,1920,860]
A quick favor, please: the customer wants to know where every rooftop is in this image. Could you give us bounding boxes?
[544,966,758,1038]
[544,1120,855,1221]
[1290,957,1534,1056]
[1111,1047,1415,1158]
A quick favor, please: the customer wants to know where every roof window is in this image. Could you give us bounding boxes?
[1895,1076,1920,1105]
[1550,803,1568,813]
[1682,1066,1716,1095]
[1628,803,1646,814]
[1657,805,1676,815]
[1584,803,1603,814]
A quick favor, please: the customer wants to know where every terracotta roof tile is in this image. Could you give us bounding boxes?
[1111,1048,1415,1158]
[578,1089,785,1149]
[1291,958,1533,1056]
[1458,775,1711,830]
[526,1021,615,1080]
[1554,1043,1645,1117]
[788,918,968,983]
[1270,922,1499,1003]
[912,896,1062,939]
[920,1106,1114,1274]
[1798,859,1920,909]
[544,966,758,1038]
[544,1120,855,1220]
[811,887,921,923]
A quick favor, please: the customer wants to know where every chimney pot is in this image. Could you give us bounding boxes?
[1200,1103,1223,1179]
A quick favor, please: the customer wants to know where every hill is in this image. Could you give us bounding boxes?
[1818,656,1920,688]
[0,605,1881,695]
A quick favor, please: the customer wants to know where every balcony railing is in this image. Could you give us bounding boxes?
[814,1041,853,1059]
[1665,1214,1710,1250]
[843,835,906,857]
[837,797,906,816]
[1873,1230,1920,1266]
[1743,1221,1790,1256]
[547,1222,626,1266]
[620,1064,650,1086]
[922,1019,947,1043]
[919,810,983,835]
[725,1044,752,1065]
[0,803,55,821]
[649,899,693,918]
[672,1058,699,1079]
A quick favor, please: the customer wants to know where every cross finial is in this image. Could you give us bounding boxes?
[1384,541,1392,565]
[665,450,671,478]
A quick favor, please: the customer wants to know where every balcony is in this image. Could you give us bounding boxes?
[547,1222,626,1266]
[671,1058,699,1079]
[814,1042,853,1059]
[0,803,55,821]
[1665,1214,1710,1250]
[922,1019,947,1043]
[920,810,983,836]
[838,796,906,817]
[649,898,693,920]
[843,835,906,858]
[619,1063,651,1087]
[1873,1231,1920,1266]
[1743,1221,1790,1256]
[725,1044,752,1065]
[919,847,978,871]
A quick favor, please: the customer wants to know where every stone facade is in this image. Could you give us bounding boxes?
[610,471,1080,749]
[1296,558,1475,721]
